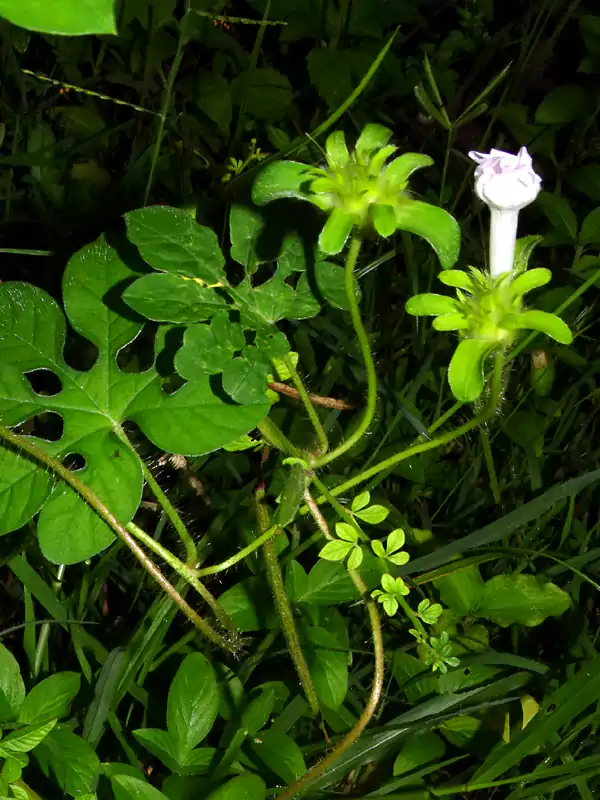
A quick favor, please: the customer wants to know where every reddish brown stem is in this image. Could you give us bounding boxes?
[268,381,356,410]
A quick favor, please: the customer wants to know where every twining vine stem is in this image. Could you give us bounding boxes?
[279,489,385,800]
[256,485,320,717]
[126,521,236,634]
[312,234,378,468]
[116,426,197,564]
[283,355,329,455]
[0,424,232,654]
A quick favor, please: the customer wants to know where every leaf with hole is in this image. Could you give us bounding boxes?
[0,237,267,564]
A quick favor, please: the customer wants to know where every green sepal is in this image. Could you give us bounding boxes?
[395,199,461,269]
[449,339,495,403]
[432,313,469,331]
[509,268,552,297]
[373,204,397,238]
[405,293,458,316]
[368,145,398,176]
[319,208,355,255]
[385,153,434,190]
[325,131,350,169]
[504,310,573,344]
[355,124,393,162]
[438,270,474,291]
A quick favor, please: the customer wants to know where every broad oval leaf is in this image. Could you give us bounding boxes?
[206,775,266,800]
[125,207,227,285]
[248,730,306,784]
[405,293,458,317]
[166,653,219,762]
[395,199,461,269]
[314,260,361,310]
[393,731,446,776]
[0,0,117,35]
[448,339,494,403]
[476,574,571,627]
[580,207,600,246]
[111,775,169,800]
[0,718,56,754]
[122,274,228,324]
[0,644,25,723]
[18,672,80,725]
[535,85,591,125]
[252,161,320,206]
[537,192,577,241]
[34,727,100,795]
[132,729,179,773]
[305,626,348,709]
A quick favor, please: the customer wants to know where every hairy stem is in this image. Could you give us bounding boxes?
[307,353,505,509]
[0,425,232,653]
[126,521,236,633]
[283,355,329,456]
[480,426,501,504]
[313,235,378,468]
[282,491,385,799]
[117,427,197,564]
[196,522,280,577]
[256,488,320,717]
[258,417,303,458]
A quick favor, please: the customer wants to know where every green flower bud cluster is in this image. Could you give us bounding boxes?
[406,263,573,403]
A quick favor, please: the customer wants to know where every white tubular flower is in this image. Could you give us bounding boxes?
[469,147,541,278]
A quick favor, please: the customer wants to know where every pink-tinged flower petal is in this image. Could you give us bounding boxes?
[468,146,542,278]
[468,146,541,212]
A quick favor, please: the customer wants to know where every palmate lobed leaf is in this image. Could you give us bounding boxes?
[0,237,268,565]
